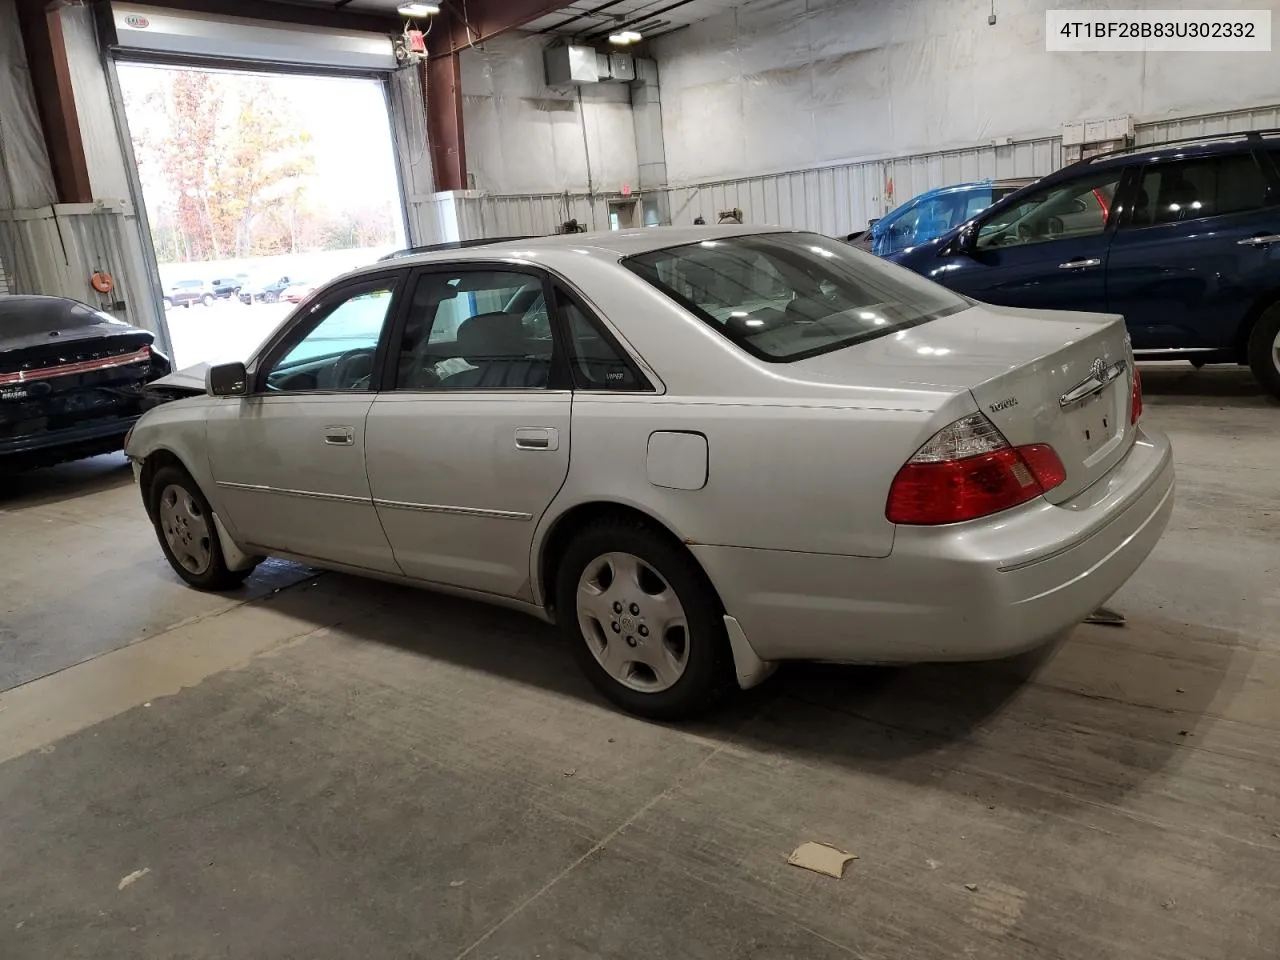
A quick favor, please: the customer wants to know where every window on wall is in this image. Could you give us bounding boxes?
[1130,153,1272,227]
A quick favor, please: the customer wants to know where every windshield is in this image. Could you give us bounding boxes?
[626,232,968,362]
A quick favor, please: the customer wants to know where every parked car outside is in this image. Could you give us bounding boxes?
[282,281,315,304]
[210,275,249,300]
[163,279,214,308]
[849,179,1035,256]
[1,296,172,470]
[887,132,1280,396]
[238,276,293,304]
[125,227,1173,720]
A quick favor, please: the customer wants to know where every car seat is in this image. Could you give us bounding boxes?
[438,312,549,389]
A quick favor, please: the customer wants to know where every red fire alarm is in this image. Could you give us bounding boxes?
[407,28,426,54]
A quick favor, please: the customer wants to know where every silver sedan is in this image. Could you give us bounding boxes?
[126,227,1174,719]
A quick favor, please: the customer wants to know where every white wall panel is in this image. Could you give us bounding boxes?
[657,0,1280,187]
[461,32,639,196]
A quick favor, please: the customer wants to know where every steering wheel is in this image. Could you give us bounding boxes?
[333,348,375,389]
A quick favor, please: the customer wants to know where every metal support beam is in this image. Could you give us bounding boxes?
[424,52,467,192]
[15,0,92,203]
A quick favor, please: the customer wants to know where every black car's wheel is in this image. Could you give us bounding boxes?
[556,516,733,720]
[149,465,255,591]
[1247,304,1280,399]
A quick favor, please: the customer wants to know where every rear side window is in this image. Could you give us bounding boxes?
[625,232,968,363]
[1130,153,1271,226]
[554,287,649,391]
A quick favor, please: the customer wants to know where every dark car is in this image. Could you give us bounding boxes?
[238,276,293,304]
[0,296,172,470]
[887,130,1280,397]
[210,275,248,300]
[163,279,213,308]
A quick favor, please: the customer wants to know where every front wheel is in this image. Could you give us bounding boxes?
[1246,304,1280,399]
[556,517,733,720]
[149,465,256,590]
[201,293,214,306]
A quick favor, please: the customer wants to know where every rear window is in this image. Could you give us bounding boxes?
[625,232,967,362]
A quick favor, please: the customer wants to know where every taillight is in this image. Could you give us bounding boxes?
[886,413,1066,525]
[1130,366,1143,424]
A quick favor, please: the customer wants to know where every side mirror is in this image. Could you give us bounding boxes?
[943,224,977,257]
[206,361,248,397]
[867,218,881,228]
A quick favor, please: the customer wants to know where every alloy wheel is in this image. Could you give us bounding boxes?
[576,551,690,693]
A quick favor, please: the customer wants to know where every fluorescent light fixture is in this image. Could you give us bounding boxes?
[622,30,643,41]
[609,29,643,44]
[398,2,440,16]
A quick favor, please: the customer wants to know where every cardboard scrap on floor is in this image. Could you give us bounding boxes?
[788,842,857,879]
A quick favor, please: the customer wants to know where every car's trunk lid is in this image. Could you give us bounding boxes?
[791,302,1137,504]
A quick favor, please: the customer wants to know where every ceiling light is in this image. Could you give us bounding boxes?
[398,2,440,16]
[608,33,632,45]
[622,30,642,42]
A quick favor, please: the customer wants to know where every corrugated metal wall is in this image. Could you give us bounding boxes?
[463,104,1280,239]
[1135,104,1280,145]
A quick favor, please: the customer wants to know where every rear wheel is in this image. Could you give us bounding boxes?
[149,465,255,590]
[556,517,733,720]
[201,293,214,306]
[1246,304,1280,398]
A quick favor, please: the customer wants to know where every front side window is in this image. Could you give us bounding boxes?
[626,232,968,363]
[394,269,554,390]
[1129,153,1271,227]
[263,281,396,392]
[976,170,1122,249]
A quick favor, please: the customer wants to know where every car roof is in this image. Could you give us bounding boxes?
[1046,136,1263,184]
[349,225,794,274]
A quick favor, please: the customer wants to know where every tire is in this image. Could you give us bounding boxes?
[163,297,173,309]
[149,465,255,590]
[201,293,214,306]
[1247,304,1280,398]
[555,516,734,721]
[264,291,279,304]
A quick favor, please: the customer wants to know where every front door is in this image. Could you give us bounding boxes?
[941,166,1125,314]
[206,274,403,573]
[364,266,571,599]
[1106,149,1280,351]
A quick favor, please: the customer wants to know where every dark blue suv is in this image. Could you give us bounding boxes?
[886,132,1280,397]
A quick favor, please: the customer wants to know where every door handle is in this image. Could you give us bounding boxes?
[515,427,559,451]
[1058,258,1102,270]
[1237,234,1280,247]
[324,425,354,446]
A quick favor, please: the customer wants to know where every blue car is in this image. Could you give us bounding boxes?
[851,179,1034,256]
[887,132,1280,397]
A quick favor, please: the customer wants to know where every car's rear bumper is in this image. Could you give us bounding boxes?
[692,426,1175,664]
[0,416,138,467]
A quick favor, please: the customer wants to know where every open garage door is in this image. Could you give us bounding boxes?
[100,3,410,367]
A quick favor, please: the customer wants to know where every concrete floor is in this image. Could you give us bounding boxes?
[0,365,1276,959]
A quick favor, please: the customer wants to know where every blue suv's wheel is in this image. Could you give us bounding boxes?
[1247,305,1280,399]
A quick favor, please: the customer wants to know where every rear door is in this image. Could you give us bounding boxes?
[365,264,571,599]
[1106,148,1280,352]
[942,166,1126,314]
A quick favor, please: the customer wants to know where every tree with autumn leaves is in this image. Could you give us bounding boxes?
[128,69,397,263]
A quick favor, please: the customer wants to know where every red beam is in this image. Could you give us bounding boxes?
[16,0,92,203]
[424,53,467,192]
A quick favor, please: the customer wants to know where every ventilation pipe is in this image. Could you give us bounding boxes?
[630,57,669,226]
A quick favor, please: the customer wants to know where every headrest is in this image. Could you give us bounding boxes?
[456,312,527,361]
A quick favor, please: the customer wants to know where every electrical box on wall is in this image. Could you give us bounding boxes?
[545,45,599,85]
